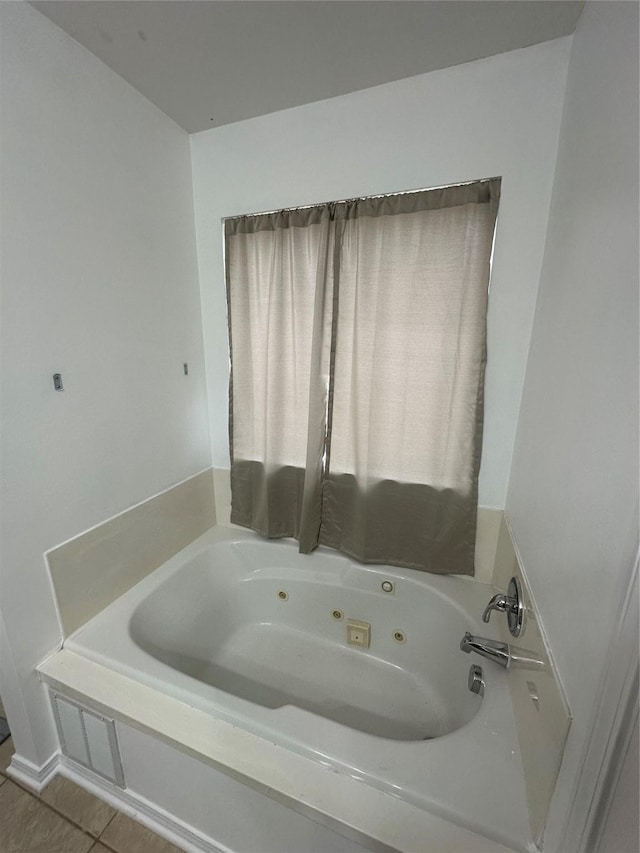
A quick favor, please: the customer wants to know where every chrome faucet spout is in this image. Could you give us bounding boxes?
[460,632,510,668]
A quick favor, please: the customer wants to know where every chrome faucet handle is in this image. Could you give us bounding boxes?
[482,593,509,623]
[481,577,524,637]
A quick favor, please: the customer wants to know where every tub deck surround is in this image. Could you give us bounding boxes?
[40,651,520,853]
[39,526,534,853]
[493,517,572,844]
[46,468,216,637]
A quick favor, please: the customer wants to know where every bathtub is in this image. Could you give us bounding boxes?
[55,526,531,852]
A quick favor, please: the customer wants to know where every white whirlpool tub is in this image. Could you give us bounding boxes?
[54,526,532,852]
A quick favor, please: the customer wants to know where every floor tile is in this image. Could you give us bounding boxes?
[41,775,117,837]
[0,779,94,853]
[88,845,112,853]
[0,735,14,773]
[99,811,185,853]
[0,775,6,786]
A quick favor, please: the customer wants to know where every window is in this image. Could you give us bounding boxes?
[225,178,500,574]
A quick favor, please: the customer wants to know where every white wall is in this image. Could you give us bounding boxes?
[0,2,211,766]
[190,37,571,511]
[505,2,639,849]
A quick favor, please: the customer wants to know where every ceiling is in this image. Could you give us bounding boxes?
[31,1,584,133]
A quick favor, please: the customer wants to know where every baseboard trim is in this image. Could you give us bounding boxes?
[7,751,60,792]
[58,757,229,853]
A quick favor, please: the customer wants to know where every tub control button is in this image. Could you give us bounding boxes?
[381,581,394,593]
[347,619,371,649]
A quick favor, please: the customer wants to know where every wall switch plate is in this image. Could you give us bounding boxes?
[347,619,370,648]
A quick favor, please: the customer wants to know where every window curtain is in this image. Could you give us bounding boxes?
[225,178,500,575]
[225,206,336,550]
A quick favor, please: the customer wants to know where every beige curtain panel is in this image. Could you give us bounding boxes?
[225,178,500,574]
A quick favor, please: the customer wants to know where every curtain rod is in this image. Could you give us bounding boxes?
[222,176,501,223]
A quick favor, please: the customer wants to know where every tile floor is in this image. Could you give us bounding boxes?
[0,737,186,853]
